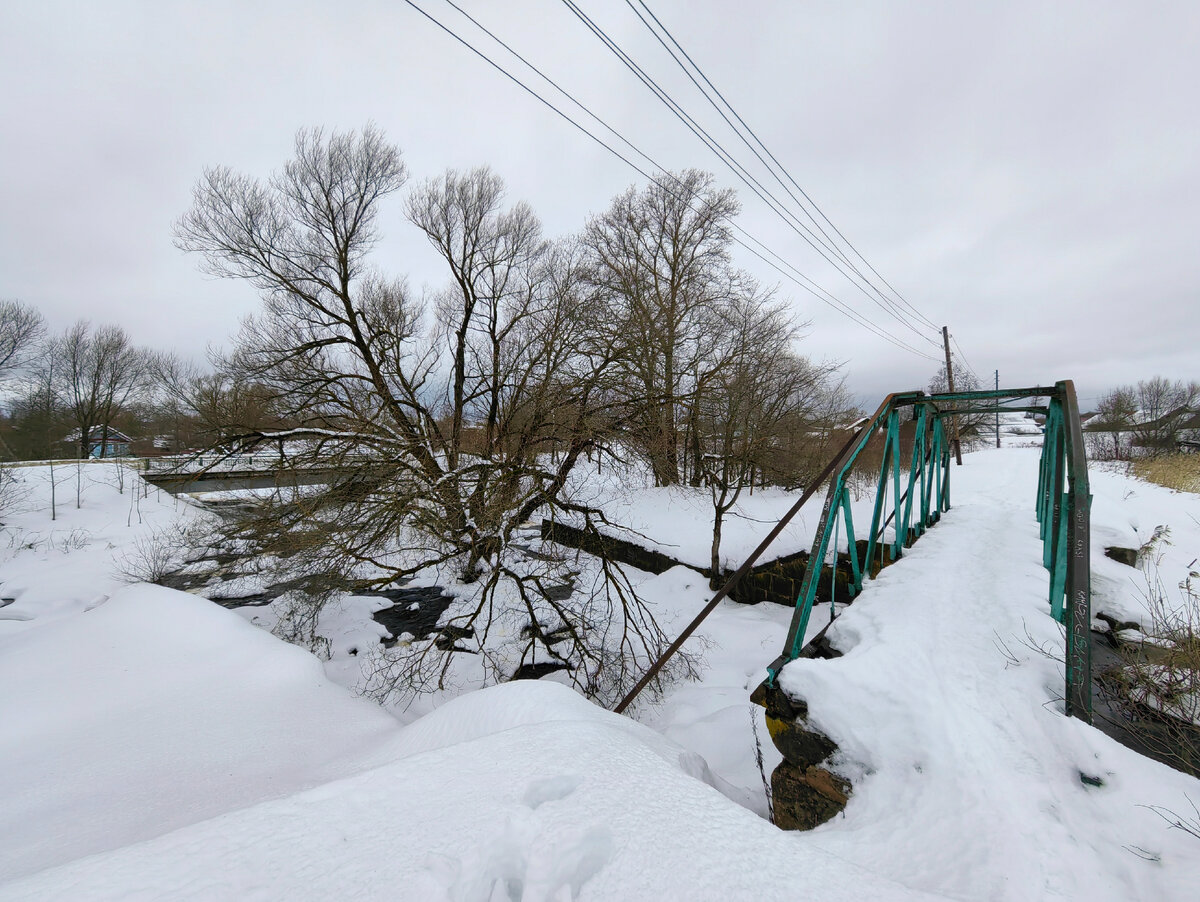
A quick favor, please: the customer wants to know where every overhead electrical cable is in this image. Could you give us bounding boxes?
[556,0,940,349]
[438,0,939,362]
[622,0,934,338]
[435,0,939,361]
[402,0,940,361]
[627,0,942,334]
[950,334,983,385]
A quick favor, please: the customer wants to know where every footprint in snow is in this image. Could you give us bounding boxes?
[522,774,582,809]
[440,775,611,901]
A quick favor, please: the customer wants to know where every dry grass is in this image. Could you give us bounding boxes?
[1132,454,1200,494]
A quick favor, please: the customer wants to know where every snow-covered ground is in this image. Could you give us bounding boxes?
[2,448,1199,900]
[556,471,836,569]
[557,411,1045,571]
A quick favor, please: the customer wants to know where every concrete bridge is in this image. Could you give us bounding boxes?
[141,454,347,495]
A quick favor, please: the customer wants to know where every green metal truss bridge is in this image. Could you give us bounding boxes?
[616,380,1093,725]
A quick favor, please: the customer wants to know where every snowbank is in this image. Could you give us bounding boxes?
[0,464,190,633]
[1088,462,1200,629]
[1,674,939,902]
[0,584,403,881]
[3,449,1200,900]
[555,474,878,571]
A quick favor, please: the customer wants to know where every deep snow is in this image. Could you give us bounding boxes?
[1,449,1199,900]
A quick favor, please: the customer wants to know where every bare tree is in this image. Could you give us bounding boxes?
[176,128,682,704]
[12,349,71,518]
[693,287,846,584]
[0,300,46,463]
[699,287,794,583]
[928,356,989,442]
[0,300,45,381]
[150,352,287,451]
[1087,386,1138,460]
[583,170,739,486]
[1133,378,1200,455]
[53,322,150,461]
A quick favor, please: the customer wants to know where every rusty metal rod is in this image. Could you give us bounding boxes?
[612,394,906,714]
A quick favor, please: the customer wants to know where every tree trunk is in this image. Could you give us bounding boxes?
[709,504,724,590]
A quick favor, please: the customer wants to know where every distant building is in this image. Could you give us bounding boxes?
[61,427,134,459]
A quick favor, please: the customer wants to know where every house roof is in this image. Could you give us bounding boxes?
[62,427,134,444]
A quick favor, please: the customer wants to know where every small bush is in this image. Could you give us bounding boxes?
[115,520,215,585]
[1105,529,1200,776]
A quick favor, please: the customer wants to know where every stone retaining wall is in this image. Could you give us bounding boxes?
[540,520,690,577]
[751,680,851,830]
[542,520,889,608]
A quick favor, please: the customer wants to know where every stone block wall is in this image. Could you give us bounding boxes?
[543,521,895,608]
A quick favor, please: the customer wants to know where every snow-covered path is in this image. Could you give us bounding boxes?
[782,448,1200,901]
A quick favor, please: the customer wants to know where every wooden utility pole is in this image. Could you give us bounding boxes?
[942,326,963,465]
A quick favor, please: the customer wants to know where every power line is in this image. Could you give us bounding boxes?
[621,0,916,329]
[560,0,939,349]
[557,0,942,350]
[402,0,940,362]
[950,334,983,385]
[627,0,942,335]
[436,2,933,361]
[624,0,939,339]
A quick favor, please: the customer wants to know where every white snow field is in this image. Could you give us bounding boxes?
[1,451,1199,900]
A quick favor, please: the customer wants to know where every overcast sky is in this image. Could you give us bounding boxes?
[2,0,1197,408]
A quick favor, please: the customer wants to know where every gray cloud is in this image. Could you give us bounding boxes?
[2,0,1196,406]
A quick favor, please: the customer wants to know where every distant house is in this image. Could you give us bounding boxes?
[61,427,134,459]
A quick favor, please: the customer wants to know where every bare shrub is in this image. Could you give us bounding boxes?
[52,528,92,553]
[115,520,215,585]
[0,466,32,521]
[1105,528,1200,775]
[269,593,333,660]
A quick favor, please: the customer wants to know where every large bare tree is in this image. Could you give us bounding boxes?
[53,321,149,459]
[176,128,679,704]
[583,170,739,486]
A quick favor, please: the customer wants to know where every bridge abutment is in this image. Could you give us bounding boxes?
[751,680,851,830]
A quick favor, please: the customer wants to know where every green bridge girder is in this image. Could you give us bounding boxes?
[615,381,1092,724]
[763,381,1092,723]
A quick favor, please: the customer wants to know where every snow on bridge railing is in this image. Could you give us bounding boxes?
[143,452,285,474]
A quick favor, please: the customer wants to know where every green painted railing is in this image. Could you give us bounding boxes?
[763,381,1092,723]
[616,381,1092,723]
[1035,383,1093,720]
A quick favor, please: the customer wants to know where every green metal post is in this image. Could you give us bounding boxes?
[903,404,927,544]
[918,407,932,531]
[890,410,903,561]
[865,418,894,575]
[932,418,941,523]
[841,492,861,596]
[783,479,843,659]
